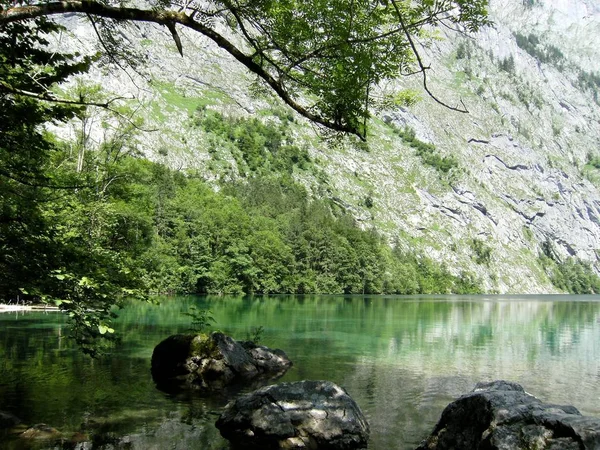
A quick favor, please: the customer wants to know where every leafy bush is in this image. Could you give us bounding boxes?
[539,240,600,294]
[471,238,492,266]
[184,306,216,333]
[193,108,311,176]
[247,326,265,344]
[392,125,459,175]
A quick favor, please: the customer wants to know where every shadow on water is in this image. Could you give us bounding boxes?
[1,294,600,449]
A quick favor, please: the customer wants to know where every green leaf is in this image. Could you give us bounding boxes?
[54,299,72,306]
[98,324,114,335]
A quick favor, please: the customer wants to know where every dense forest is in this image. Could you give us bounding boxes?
[2,99,485,301]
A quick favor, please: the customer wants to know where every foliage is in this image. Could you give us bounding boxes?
[514,32,598,103]
[539,240,600,294]
[577,70,600,103]
[0,1,489,354]
[581,153,600,186]
[388,246,482,294]
[392,125,460,176]
[0,13,149,356]
[498,55,515,74]
[514,32,564,69]
[470,238,492,266]
[0,0,490,138]
[456,41,472,60]
[193,107,311,177]
[184,306,216,333]
[540,256,600,294]
[550,258,600,294]
[81,152,482,296]
[586,154,600,170]
[247,326,265,345]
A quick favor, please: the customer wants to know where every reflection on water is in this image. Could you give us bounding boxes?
[1,295,599,449]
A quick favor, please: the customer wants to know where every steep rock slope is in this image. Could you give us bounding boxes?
[53,0,600,293]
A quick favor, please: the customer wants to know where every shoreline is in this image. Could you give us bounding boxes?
[0,304,61,313]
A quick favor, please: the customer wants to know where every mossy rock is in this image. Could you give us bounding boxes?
[151,332,292,393]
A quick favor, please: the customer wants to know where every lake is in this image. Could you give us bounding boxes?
[1,295,599,449]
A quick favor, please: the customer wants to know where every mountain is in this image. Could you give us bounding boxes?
[52,0,600,293]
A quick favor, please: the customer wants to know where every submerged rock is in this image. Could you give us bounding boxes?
[417,380,600,450]
[150,332,292,392]
[216,380,369,449]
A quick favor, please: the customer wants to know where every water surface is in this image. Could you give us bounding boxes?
[1,295,599,449]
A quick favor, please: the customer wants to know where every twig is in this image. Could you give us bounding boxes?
[391,1,469,114]
[0,81,126,108]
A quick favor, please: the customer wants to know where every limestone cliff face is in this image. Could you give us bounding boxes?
[380,0,600,292]
[53,0,600,293]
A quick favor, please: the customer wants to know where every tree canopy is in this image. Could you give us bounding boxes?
[1,0,489,139]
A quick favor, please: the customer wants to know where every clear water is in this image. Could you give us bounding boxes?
[1,295,599,449]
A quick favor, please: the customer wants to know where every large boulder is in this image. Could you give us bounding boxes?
[150,332,292,391]
[216,380,369,449]
[417,380,600,450]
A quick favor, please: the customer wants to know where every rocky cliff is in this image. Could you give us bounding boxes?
[53,0,600,293]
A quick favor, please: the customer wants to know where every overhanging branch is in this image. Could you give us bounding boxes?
[1,1,364,138]
[391,0,469,114]
[0,80,126,108]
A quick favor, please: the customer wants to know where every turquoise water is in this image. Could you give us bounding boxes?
[1,295,599,449]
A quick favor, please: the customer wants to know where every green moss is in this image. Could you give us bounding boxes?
[189,333,220,359]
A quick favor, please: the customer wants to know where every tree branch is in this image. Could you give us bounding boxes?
[1,1,364,138]
[0,80,126,108]
[166,22,183,56]
[0,168,93,190]
[391,1,469,114]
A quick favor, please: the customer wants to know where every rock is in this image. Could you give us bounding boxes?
[240,340,293,374]
[417,380,600,450]
[20,423,62,440]
[216,380,369,449]
[150,332,292,391]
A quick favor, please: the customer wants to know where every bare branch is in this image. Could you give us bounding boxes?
[166,22,183,56]
[0,80,126,108]
[391,1,469,114]
[0,168,94,190]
